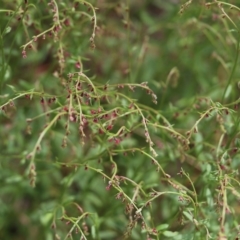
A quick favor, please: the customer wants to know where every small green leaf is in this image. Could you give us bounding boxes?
[91,226,96,239]
[40,213,53,226]
[7,84,16,92]
[6,175,22,183]
[163,230,179,237]
[183,211,193,221]
[157,223,169,231]
[4,26,11,35]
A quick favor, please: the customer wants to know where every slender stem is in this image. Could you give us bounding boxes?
[221,33,240,101]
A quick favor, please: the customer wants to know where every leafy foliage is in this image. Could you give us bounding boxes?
[1,0,240,239]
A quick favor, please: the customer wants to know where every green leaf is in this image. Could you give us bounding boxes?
[183,211,193,221]
[3,26,11,36]
[40,213,53,226]
[163,231,179,237]
[7,84,16,92]
[156,223,169,231]
[91,225,96,239]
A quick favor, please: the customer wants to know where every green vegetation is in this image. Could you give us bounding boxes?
[1,0,240,239]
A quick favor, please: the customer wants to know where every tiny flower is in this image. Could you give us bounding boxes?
[90,110,96,114]
[22,50,27,58]
[106,124,113,131]
[64,18,70,26]
[98,128,104,134]
[114,138,121,145]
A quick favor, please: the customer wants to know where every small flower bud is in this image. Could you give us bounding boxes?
[22,50,27,58]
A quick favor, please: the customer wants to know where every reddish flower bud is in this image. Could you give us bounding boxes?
[99,128,104,134]
[75,62,81,69]
[22,50,27,58]
[64,18,70,26]
[106,125,113,131]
